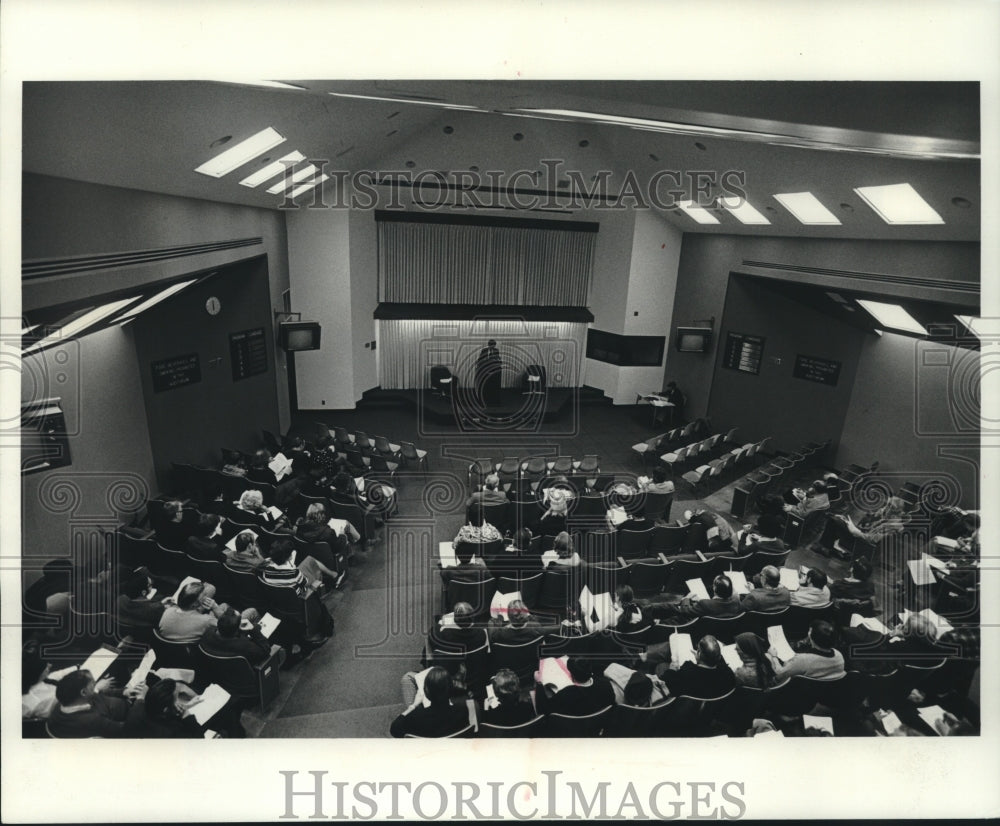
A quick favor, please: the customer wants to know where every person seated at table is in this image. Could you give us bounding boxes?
[534,656,615,717]
[812,496,908,560]
[638,466,675,496]
[47,669,129,738]
[124,676,205,739]
[541,531,581,568]
[783,479,831,518]
[159,580,258,643]
[739,566,791,613]
[21,640,57,722]
[488,600,547,645]
[185,513,226,563]
[467,473,509,508]
[439,541,489,585]
[245,449,279,486]
[224,529,268,572]
[736,514,786,556]
[155,500,195,550]
[294,502,349,582]
[200,608,285,667]
[732,632,781,688]
[116,571,168,628]
[454,502,503,544]
[773,620,845,681]
[390,666,471,738]
[537,488,569,535]
[482,668,537,727]
[656,635,735,698]
[790,567,832,607]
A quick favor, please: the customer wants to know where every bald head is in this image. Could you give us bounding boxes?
[697,635,723,666]
[761,566,781,588]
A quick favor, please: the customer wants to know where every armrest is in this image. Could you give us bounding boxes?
[254,647,284,675]
[658,553,670,564]
[617,556,628,568]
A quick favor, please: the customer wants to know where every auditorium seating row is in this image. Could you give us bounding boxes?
[729,439,831,519]
[631,417,713,467]
[469,454,602,491]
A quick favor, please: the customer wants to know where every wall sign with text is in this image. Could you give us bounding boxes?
[722,332,765,375]
[793,354,842,386]
[151,353,201,392]
[230,327,268,382]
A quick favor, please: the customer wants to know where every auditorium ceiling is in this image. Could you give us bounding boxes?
[22,80,980,242]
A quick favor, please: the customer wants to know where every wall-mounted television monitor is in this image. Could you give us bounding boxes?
[279,321,322,352]
[675,326,712,352]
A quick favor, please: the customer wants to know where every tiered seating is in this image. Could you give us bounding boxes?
[728,439,829,519]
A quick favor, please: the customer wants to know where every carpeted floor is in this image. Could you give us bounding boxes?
[245,391,874,738]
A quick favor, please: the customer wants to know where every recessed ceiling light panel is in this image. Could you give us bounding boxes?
[194,127,285,178]
[288,174,331,200]
[857,299,928,335]
[773,191,841,225]
[266,164,319,195]
[853,182,944,225]
[677,199,720,225]
[239,151,306,188]
[718,196,770,225]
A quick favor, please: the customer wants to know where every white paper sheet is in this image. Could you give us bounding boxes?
[686,578,710,601]
[767,625,796,663]
[189,683,231,725]
[438,541,457,568]
[670,633,697,667]
[727,570,750,595]
[258,612,281,638]
[779,567,801,591]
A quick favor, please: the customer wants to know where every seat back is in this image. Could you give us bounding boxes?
[540,632,598,658]
[604,700,675,737]
[784,603,835,641]
[582,561,621,598]
[551,456,574,474]
[742,548,791,578]
[151,629,197,669]
[480,502,510,533]
[545,705,613,737]
[536,565,576,611]
[257,580,307,629]
[580,530,617,565]
[479,715,546,738]
[668,557,716,592]
[223,561,263,609]
[184,555,233,602]
[491,637,543,682]
[517,571,545,608]
[690,612,747,644]
[626,559,669,598]
[445,577,497,620]
[650,524,689,555]
[618,527,654,560]
[196,646,258,699]
[151,543,190,579]
[643,491,673,523]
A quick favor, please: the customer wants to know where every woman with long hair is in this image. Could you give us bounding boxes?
[733,632,779,689]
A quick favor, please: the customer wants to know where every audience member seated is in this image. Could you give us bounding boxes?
[534,656,615,716]
[156,500,195,550]
[425,602,489,663]
[486,528,542,576]
[813,496,907,560]
[124,676,205,738]
[638,466,675,496]
[640,574,741,623]
[454,503,503,545]
[736,515,786,556]
[678,507,735,555]
[200,608,285,666]
[245,449,279,486]
[841,613,949,670]
[440,541,489,585]
[616,504,656,534]
[185,513,226,562]
[783,479,831,518]
[740,566,791,613]
[309,434,343,484]
[828,557,876,602]
[159,580,258,643]
[482,668,537,727]
[732,632,780,688]
[294,502,349,582]
[790,568,832,607]
[233,489,285,529]
[488,600,547,645]
[610,585,649,633]
[467,473,509,507]
[929,506,980,541]
[773,620,845,681]
[330,471,394,529]
[116,571,168,628]
[22,559,73,629]
[258,539,322,592]
[22,640,57,722]
[757,493,788,522]
[224,530,268,572]
[655,635,735,698]
[47,669,129,738]
[390,666,471,738]
[537,487,569,535]
[541,531,581,568]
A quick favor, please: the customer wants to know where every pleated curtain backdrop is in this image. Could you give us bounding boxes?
[378,320,587,390]
[377,219,595,305]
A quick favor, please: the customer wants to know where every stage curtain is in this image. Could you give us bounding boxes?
[377,220,595,305]
[378,319,587,390]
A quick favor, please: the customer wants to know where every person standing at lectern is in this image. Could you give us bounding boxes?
[476,339,502,407]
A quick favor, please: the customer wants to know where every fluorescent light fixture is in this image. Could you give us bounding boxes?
[677,199,720,225]
[194,127,285,178]
[233,80,307,90]
[115,279,199,324]
[773,191,841,225]
[239,151,306,188]
[23,298,136,354]
[287,174,330,200]
[328,92,481,111]
[857,299,928,335]
[266,164,319,195]
[21,323,39,335]
[854,182,944,225]
[719,196,770,225]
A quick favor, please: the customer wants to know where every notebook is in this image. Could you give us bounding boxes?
[899,608,954,635]
[779,567,801,591]
[767,626,797,663]
[258,612,281,638]
[727,570,750,596]
[670,633,697,667]
[326,517,350,535]
[686,578,710,601]
[438,541,458,568]
[607,506,628,526]
[754,728,785,739]
[907,558,937,587]
[411,667,435,708]
[189,683,231,725]
[933,536,959,550]
[268,453,293,481]
[265,505,284,520]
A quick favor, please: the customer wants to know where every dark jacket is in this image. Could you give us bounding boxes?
[389,701,470,738]
[658,661,735,699]
[535,675,614,717]
[200,625,272,665]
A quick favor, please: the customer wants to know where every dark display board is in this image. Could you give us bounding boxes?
[151,353,201,392]
[586,329,665,366]
[793,354,842,386]
[230,327,268,382]
[722,332,765,375]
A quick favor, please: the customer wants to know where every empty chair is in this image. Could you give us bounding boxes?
[650,524,689,555]
[520,456,548,484]
[399,440,429,472]
[196,645,283,715]
[373,435,401,461]
[468,458,493,489]
[583,561,622,598]
[576,454,600,475]
[224,561,263,610]
[492,637,544,683]
[689,613,747,644]
[784,604,836,642]
[632,433,668,468]
[545,705,614,737]
[660,445,689,474]
[429,364,454,397]
[548,456,574,474]
[515,571,545,609]
[681,463,711,494]
[344,449,371,476]
[445,577,497,620]
[573,492,608,520]
[331,425,353,450]
[536,566,577,612]
[368,454,399,485]
[618,527,654,560]
[495,456,520,488]
[625,559,670,598]
[581,530,617,565]
[666,557,716,594]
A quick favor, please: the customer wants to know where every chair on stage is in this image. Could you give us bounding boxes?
[430,364,455,398]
